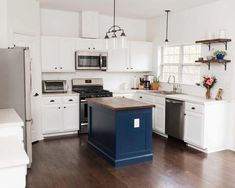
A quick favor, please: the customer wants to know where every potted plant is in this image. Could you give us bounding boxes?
[213,50,227,60]
[202,76,217,99]
[151,76,160,90]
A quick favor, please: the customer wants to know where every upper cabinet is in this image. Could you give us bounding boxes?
[41,36,76,72]
[77,38,104,51]
[129,41,153,72]
[107,40,153,72]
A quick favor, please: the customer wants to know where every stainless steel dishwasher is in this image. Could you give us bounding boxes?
[165,98,185,140]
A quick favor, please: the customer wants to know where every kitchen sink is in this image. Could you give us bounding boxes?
[150,90,181,95]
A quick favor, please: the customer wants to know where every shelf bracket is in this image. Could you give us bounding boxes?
[224,42,228,50]
[224,63,227,71]
[207,62,211,70]
[208,43,211,51]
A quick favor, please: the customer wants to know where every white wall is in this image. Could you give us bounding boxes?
[41,9,147,41]
[0,0,8,47]
[147,0,235,149]
[41,8,149,91]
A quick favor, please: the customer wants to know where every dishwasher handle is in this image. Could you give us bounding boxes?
[166,99,184,104]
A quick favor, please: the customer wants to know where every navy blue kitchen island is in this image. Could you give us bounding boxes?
[88,97,155,167]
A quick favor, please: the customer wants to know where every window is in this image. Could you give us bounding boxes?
[159,44,201,85]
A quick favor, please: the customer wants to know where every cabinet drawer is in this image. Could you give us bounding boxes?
[154,96,165,105]
[63,96,79,103]
[185,103,204,113]
[43,97,62,105]
[137,93,155,103]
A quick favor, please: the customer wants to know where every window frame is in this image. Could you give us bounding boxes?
[159,43,202,86]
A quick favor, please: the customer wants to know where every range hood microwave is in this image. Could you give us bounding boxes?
[75,51,108,71]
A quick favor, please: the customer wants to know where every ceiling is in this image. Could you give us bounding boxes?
[39,0,220,19]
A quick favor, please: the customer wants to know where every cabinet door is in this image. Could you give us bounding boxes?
[42,105,63,134]
[77,38,104,51]
[59,37,76,72]
[41,36,59,72]
[63,103,79,131]
[154,104,165,134]
[184,111,205,149]
[129,41,153,72]
[107,48,129,72]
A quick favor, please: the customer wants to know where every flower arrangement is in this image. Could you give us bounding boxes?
[202,76,217,99]
[213,50,227,60]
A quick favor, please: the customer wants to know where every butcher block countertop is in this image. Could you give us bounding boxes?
[88,97,155,111]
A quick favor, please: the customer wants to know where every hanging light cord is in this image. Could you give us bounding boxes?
[105,0,126,39]
[165,10,170,42]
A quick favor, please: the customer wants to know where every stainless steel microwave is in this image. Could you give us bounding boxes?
[42,80,67,93]
[75,51,108,71]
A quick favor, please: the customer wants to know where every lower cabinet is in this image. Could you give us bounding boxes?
[184,111,205,149]
[42,96,79,136]
[154,104,165,134]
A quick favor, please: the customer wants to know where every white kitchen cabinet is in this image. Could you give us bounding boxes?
[184,111,205,149]
[129,41,153,72]
[59,37,77,72]
[41,36,59,72]
[41,36,76,72]
[42,104,63,134]
[63,103,79,131]
[154,104,165,134]
[107,48,129,72]
[113,93,137,99]
[42,95,80,136]
[77,38,104,51]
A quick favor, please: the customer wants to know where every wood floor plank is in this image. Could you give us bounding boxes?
[26,134,235,188]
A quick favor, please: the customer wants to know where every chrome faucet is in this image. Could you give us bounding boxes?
[167,75,177,93]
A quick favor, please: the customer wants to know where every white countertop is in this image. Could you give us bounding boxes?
[0,136,29,169]
[42,91,80,97]
[112,90,227,105]
[0,109,24,128]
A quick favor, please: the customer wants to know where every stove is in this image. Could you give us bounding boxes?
[72,78,113,133]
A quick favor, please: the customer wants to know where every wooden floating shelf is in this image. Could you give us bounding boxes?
[195,59,231,71]
[195,38,232,50]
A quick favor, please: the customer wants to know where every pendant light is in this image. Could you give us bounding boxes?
[104,0,127,48]
[164,10,170,44]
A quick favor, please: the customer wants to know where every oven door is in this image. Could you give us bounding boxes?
[80,99,88,133]
[76,51,101,70]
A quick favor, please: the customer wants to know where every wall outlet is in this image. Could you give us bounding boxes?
[134,118,140,128]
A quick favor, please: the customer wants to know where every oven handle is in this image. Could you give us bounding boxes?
[100,54,103,69]
[81,99,88,103]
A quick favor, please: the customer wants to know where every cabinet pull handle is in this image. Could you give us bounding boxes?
[69,99,73,102]
[55,67,57,69]
[88,47,91,50]
[58,107,60,109]
[60,67,62,69]
[50,100,55,102]
[93,47,95,50]
[64,106,66,109]
[191,107,195,110]
[139,96,143,99]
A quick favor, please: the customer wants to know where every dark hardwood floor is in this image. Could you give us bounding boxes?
[27,134,235,188]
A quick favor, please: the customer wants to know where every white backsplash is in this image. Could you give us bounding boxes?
[42,71,145,91]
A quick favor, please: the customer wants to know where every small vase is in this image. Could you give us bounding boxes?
[216,54,224,60]
[206,88,211,99]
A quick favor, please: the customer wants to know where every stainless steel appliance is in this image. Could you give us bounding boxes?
[72,78,112,133]
[42,80,67,93]
[75,51,108,71]
[165,98,185,140]
[0,47,32,166]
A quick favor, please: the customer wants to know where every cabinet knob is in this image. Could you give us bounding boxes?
[139,96,143,99]
[55,67,57,70]
[93,47,95,50]
[69,99,73,102]
[88,47,91,50]
[50,100,55,103]
[191,107,196,110]
[58,107,60,109]
[126,68,129,70]
[34,93,39,97]
[60,67,62,69]
[64,106,66,109]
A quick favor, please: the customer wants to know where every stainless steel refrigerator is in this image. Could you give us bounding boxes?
[0,47,32,167]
